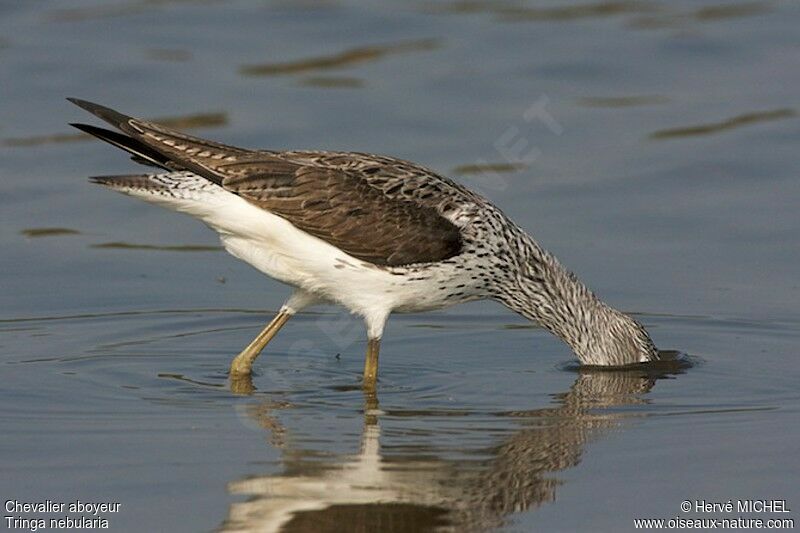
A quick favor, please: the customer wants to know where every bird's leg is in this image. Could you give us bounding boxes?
[362,310,390,391]
[362,388,380,427]
[229,372,256,396]
[362,338,381,391]
[230,311,291,377]
[229,290,318,381]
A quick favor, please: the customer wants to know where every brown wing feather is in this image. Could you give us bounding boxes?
[224,165,462,266]
[69,99,463,266]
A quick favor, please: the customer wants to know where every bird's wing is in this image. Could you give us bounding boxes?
[69,98,463,266]
[224,163,462,266]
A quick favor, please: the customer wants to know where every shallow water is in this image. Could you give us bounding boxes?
[1,1,799,531]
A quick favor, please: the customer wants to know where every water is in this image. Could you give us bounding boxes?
[1,1,799,531]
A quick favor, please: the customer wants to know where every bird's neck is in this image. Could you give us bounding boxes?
[494,231,655,366]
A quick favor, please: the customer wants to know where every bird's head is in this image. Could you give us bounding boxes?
[571,305,658,366]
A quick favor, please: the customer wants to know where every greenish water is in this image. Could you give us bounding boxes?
[1,1,799,531]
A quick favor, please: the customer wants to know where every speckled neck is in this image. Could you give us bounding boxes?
[493,230,657,366]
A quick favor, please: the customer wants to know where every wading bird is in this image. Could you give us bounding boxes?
[69,98,658,390]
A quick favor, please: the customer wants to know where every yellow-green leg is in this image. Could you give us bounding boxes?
[230,311,291,377]
[362,338,381,391]
[362,388,380,427]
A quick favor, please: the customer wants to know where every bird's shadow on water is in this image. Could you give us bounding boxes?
[216,352,694,532]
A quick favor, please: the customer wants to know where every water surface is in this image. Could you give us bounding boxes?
[1,1,799,531]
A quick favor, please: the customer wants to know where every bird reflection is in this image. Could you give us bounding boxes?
[222,353,687,532]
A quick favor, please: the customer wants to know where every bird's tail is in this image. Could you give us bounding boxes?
[71,123,173,170]
[90,171,225,208]
[90,172,259,238]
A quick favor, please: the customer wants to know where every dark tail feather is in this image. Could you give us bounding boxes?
[67,97,236,187]
[67,97,137,133]
[70,123,173,170]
